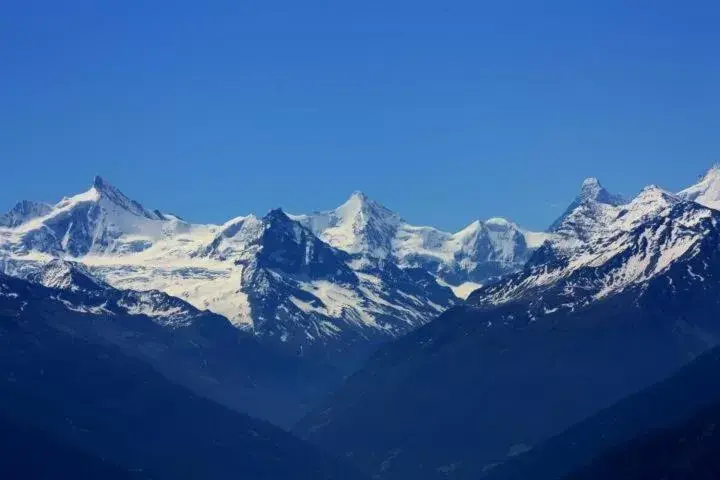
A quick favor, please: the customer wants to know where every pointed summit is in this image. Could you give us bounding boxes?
[91,175,132,201]
[548,178,625,232]
[92,175,110,190]
[261,207,306,238]
[578,177,625,206]
[678,164,720,211]
[338,190,399,219]
[578,177,605,203]
[326,192,401,258]
[581,177,602,190]
[338,190,392,217]
[262,208,295,227]
[251,207,356,283]
[91,175,126,198]
[87,176,163,221]
[348,190,368,201]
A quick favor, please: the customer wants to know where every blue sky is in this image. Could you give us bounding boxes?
[2,1,719,231]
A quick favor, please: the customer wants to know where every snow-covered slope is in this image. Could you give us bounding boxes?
[678,164,720,210]
[469,179,715,314]
[460,166,720,308]
[548,177,627,241]
[293,192,549,289]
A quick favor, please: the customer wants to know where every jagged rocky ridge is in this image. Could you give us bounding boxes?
[470,183,708,312]
[294,167,720,480]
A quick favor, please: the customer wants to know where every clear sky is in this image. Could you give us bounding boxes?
[2,1,719,231]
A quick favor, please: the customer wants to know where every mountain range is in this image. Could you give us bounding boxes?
[0,176,549,372]
[0,176,554,426]
[295,165,720,479]
[3,165,720,478]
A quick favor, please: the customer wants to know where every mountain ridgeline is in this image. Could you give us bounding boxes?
[3,166,720,478]
[0,175,560,380]
[0,177,544,375]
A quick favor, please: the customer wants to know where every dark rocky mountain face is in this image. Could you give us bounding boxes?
[0,273,366,480]
[483,346,720,480]
[566,401,720,480]
[198,209,457,372]
[240,257,454,372]
[294,188,720,480]
[255,209,358,282]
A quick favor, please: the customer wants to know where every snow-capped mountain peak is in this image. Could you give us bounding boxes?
[294,191,402,259]
[337,191,401,230]
[292,193,548,287]
[0,176,185,257]
[678,164,720,211]
[485,217,512,228]
[548,178,625,242]
[46,176,164,223]
[613,185,681,231]
[472,180,717,313]
[90,175,164,221]
[346,190,370,203]
[579,177,625,205]
[632,184,679,205]
[580,176,602,194]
